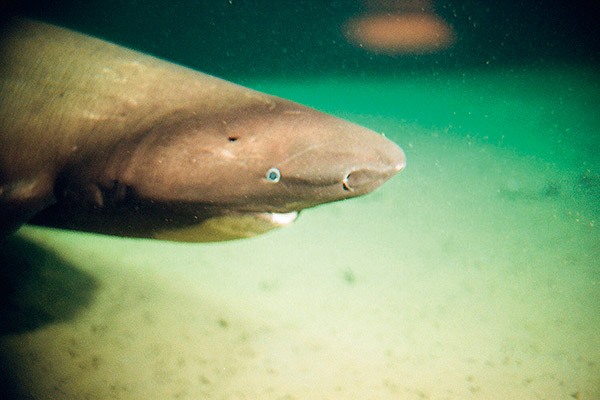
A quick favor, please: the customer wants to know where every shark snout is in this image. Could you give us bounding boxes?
[258,111,406,211]
[341,138,406,194]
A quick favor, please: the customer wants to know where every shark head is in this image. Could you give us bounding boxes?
[39,97,405,242]
[116,99,405,213]
[97,98,406,241]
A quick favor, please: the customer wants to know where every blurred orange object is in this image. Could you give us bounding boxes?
[343,12,456,55]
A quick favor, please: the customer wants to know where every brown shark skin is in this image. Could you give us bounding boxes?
[0,19,405,241]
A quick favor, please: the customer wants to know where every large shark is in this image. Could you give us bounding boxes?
[0,18,405,242]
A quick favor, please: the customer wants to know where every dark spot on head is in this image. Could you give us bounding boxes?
[228,136,238,142]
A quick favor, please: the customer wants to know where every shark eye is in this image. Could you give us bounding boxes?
[266,167,281,183]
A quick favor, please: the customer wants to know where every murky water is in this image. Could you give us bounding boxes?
[1,2,598,399]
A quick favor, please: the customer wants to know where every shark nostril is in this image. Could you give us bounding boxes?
[344,169,379,191]
[342,175,353,192]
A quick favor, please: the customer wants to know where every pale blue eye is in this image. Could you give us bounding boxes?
[266,167,281,183]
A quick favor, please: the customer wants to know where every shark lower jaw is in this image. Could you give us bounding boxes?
[261,211,300,226]
[153,210,300,242]
[219,209,300,226]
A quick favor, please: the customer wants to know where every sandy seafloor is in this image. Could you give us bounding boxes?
[0,66,598,399]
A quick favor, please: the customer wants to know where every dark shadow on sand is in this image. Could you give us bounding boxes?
[0,234,99,334]
[0,234,99,399]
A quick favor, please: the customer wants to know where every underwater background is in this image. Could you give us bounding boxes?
[1,1,599,399]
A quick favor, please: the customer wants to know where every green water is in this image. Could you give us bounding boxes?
[1,2,599,399]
